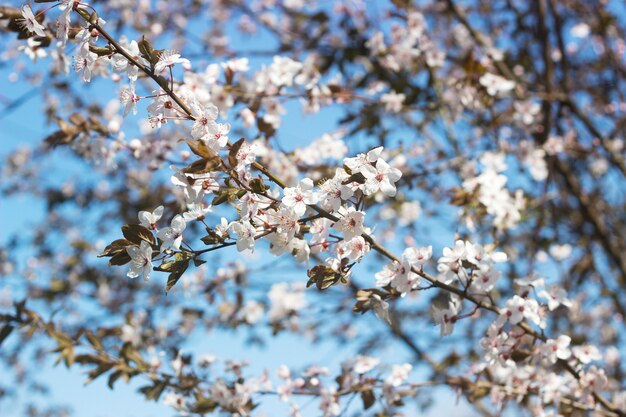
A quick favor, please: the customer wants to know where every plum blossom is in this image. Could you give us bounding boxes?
[154,51,190,74]
[385,363,412,387]
[139,206,164,230]
[432,297,461,336]
[73,45,98,82]
[230,221,257,252]
[479,73,515,96]
[334,207,365,240]
[273,207,301,239]
[126,241,153,281]
[572,345,602,364]
[221,57,250,73]
[182,203,212,222]
[171,170,220,197]
[234,141,258,169]
[19,5,46,37]
[361,159,402,197]
[381,91,405,113]
[119,86,140,116]
[319,388,340,417]
[375,259,419,295]
[499,295,545,328]
[18,37,47,63]
[437,240,468,284]
[289,238,310,263]
[191,104,219,141]
[538,285,572,311]
[351,355,380,374]
[111,39,147,81]
[369,293,390,323]
[344,146,384,174]
[471,269,501,293]
[318,169,351,212]
[465,242,508,271]
[162,392,188,413]
[157,215,186,251]
[282,178,318,216]
[268,56,303,87]
[540,335,571,364]
[336,236,370,261]
[403,246,432,267]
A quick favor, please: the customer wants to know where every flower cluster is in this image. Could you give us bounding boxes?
[5,2,625,417]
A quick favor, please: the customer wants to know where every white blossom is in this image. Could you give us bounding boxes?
[126,241,153,281]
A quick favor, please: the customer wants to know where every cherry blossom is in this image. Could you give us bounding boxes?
[18,5,46,37]
[281,178,318,217]
[230,221,257,252]
[479,73,515,96]
[361,158,403,197]
[540,335,571,364]
[154,51,190,74]
[333,207,365,240]
[157,215,186,251]
[126,241,153,281]
[138,206,164,230]
[73,45,98,82]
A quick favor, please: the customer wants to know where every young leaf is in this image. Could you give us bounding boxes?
[165,254,192,294]
[0,325,14,347]
[98,239,134,257]
[228,138,245,168]
[181,156,222,174]
[186,139,217,159]
[361,389,376,410]
[122,224,155,245]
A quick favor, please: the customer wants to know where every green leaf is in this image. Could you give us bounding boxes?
[122,224,155,245]
[186,139,217,159]
[249,178,268,193]
[200,227,225,245]
[193,257,206,267]
[89,45,114,57]
[211,191,230,206]
[361,389,376,410]
[155,259,176,272]
[44,129,76,148]
[138,36,160,68]
[228,138,245,168]
[84,331,104,351]
[342,172,366,185]
[85,363,114,385]
[0,325,14,347]
[191,397,217,414]
[181,156,222,174]
[211,188,241,206]
[256,117,276,138]
[109,251,132,266]
[139,380,168,401]
[98,239,134,257]
[107,370,125,389]
[306,265,343,290]
[165,254,192,294]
